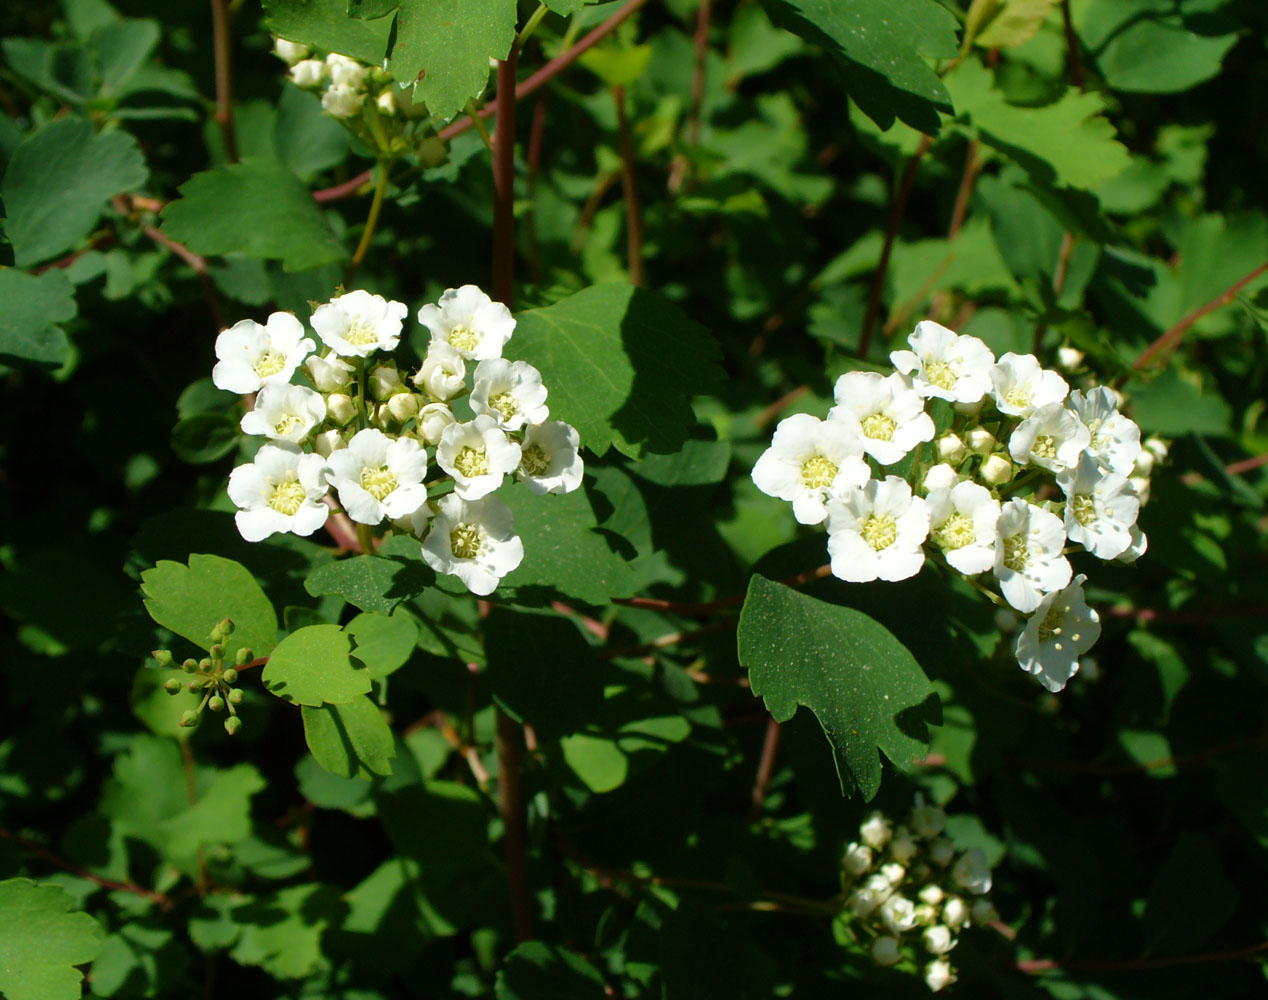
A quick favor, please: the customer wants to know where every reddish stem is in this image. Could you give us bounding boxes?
[1103,604,1268,623]
[496,709,534,942]
[748,718,783,822]
[688,0,712,148]
[0,827,171,907]
[614,564,832,617]
[1060,0,1084,91]
[210,0,238,163]
[613,85,644,286]
[1018,940,1268,974]
[1226,453,1268,476]
[946,140,978,241]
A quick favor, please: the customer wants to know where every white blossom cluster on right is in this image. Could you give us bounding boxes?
[842,797,997,993]
[752,321,1165,693]
[272,37,400,120]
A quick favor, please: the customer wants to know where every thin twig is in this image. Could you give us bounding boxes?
[753,385,810,429]
[347,162,391,278]
[1103,603,1268,624]
[613,564,832,617]
[1226,453,1268,476]
[1032,230,1075,354]
[210,0,238,163]
[947,140,978,241]
[1060,0,1084,91]
[1010,731,1267,777]
[1018,940,1268,974]
[748,718,783,822]
[496,710,534,942]
[613,85,644,286]
[596,620,734,661]
[688,0,712,148]
[0,828,171,907]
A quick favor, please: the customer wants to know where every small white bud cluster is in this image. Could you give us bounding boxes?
[843,797,997,993]
[213,285,584,597]
[751,320,1154,694]
[272,37,401,123]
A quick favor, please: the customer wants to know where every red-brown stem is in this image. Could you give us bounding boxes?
[496,709,534,942]
[526,90,549,284]
[492,54,518,307]
[1132,261,1268,371]
[613,85,644,286]
[614,564,832,617]
[0,827,172,907]
[748,718,783,822]
[1011,731,1266,777]
[859,135,932,358]
[311,0,651,204]
[688,0,712,148]
[947,140,978,241]
[596,620,735,661]
[1018,940,1268,974]
[210,0,238,163]
[753,384,810,430]
[1060,0,1084,91]
[1103,603,1268,623]
[1226,453,1268,476]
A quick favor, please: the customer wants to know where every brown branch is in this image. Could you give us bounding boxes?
[613,85,644,286]
[1132,261,1268,372]
[753,385,810,429]
[596,620,734,661]
[748,718,783,822]
[688,0,712,148]
[496,709,534,942]
[1226,453,1268,476]
[1060,0,1084,91]
[1009,732,1267,777]
[1102,603,1268,624]
[947,140,978,241]
[313,171,375,204]
[1018,940,1268,974]
[614,564,832,617]
[0,827,172,908]
[859,135,932,358]
[210,0,238,163]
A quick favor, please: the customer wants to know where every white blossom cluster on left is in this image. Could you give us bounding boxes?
[752,320,1160,693]
[213,285,584,596]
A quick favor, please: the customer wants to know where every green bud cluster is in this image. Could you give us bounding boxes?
[152,617,250,736]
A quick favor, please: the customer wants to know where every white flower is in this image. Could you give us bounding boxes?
[859,811,892,850]
[979,453,1013,485]
[1008,402,1090,473]
[325,53,367,89]
[227,445,329,542]
[313,429,345,457]
[880,862,906,886]
[326,393,355,426]
[843,842,874,877]
[289,58,327,88]
[871,937,902,967]
[1057,345,1084,370]
[385,393,420,423]
[922,463,959,493]
[752,414,869,525]
[414,342,467,401]
[376,88,396,115]
[989,352,1068,417]
[950,849,992,895]
[240,383,326,443]
[1130,475,1151,506]
[322,84,362,118]
[937,433,967,464]
[391,498,434,538]
[326,428,429,524]
[925,959,955,993]
[1144,436,1168,463]
[273,37,309,65]
[1015,574,1100,692]
[918,884,943,907]
[436,416,522,500]
[470,358,549,430]
[890,321,995,404]
[826,477,930,583]
[1058,453,1140,559]
[993,499,1072,613]
[517,421,584,495]
[880,895,918,935]
[1132,448,1155,477]
[212,313,314,393]
[311,290,409,358]
[908,797,946,840]
[890,827,919,863]
[1116,525,1148,564]
[848,879,891,919]
[927,482,1001,576]
[928,838,955,867]
[965,426,995,455]
[422,493,524,596]
[829,372,935,465]
[922,925,955,955]
[416,402,456,446]
[306,353,354,392]
[369,364,403,399]
[942,896,969,930]
[418,285,515,361]
[1068,386,1142,476]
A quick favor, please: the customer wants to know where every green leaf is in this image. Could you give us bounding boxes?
[263,0,393,64]
[541,0,595,13]
[512,283,723,459]
[141,553,278,660]
[736,575,940,799]
[1145,832,1235,953]
[347,610,418,680]
[161,160,347,271]
[229,884,344,980]
[1,117,148,267]
[262,624,372,706]
[170,413,240,464]
[303,537,435,614]
[162,764,267,858]
[0,879,104,1000]
[965,0,1059,51]
[0,268,76,366]
[578,44,653,88]
[302,695,396,778]
[947,60,1130,190]
[762,0,959,132]
[386,0,517,124]
[498,485,639,606]
[495,942,608,1000]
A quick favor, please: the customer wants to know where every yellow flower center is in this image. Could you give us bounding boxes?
[360,465,398,500]
[1002,533,1029,572]
[1085,417,1107,451]
[448,324,480,354]
[1004,387,1032,410]
[274,414,303,437]
[925,360,956,390]
[345,318,379,346]
[860,514,897,551]
[1032,434,1057,461]
[861,412,897,441]
[934,512,976,551]
[455,445,489,479]
[268,480,306,516]
[1037,603,1066,643]
[1071,494,1097,526]
[254,350,287,378]
[450,522,482,559]
[489,391,518,422]
[521,444,550,476]
[801,453,838,489]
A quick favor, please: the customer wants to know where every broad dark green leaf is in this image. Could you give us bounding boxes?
[495,942,608,1000]
[0,879,104,1000]
[141,553,278,660]
[737,575,940,799]
[263,624,372,706]
[263,0,393,64]
[228,884,344,980]
[303,536,435,614]
[512,283,723,459]
[302,696,396,778]
[1,118,148,267]
[0,268,76,366]
[347,610,418,680]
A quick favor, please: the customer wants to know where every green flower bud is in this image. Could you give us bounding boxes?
[180,710,199,728]
[218,617,235,636]
[198,658,213,672]
[208,695,225,712]
[222,668,238,684]
[235,647,254,666]
[163,678,183,695]
[182,659,199,673]
[224,716,243,736]
[209,642,225,660]
[152,649,175,668]
[228,688,244,705]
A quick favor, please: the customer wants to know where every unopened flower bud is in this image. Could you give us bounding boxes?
[922,925,956,955]
[417,135,448,167]
[928,838,955,867]
[942,895,969,930]
[1144,436,1168,463]
[209,643,225,660]
[327,393,356,426]
[993,607,1019,632]
[871,936,902,967]
[918,884,944,907]
[979,453,1013,485]
[937,433,966,465]
[924,958,955,993]
[415,345,466,401]
[859,810,892,850]
[198,658,213,672]
[180,710,199,728]
[880,894,917,935]
[377,88,397,115]
[222,668,238,684]
[163,678,183,695]
[843,842,874,877]
[970,898,998,925]
[290,58,326,89]
[416,402,456,446]
[152,649,174,668]
[913,902,939,925]
[224,716,243,736]
[965,426,996,455]
[922,463,958,492]
[1131,448,1155,477]
[880,862,906,886]
[187,680,200,692]
[216,617,235,637]
[228,688,244,705]
[307,354,354,392]
[387,392,421,423]
[234,647,253,666]
[313,429,345,457]
[890,826,919,862]
[1057,345,1084,370]
[369,365,403,399]
[208,695,225,712]
[273,37,310,65]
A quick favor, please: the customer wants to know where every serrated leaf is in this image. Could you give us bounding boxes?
[965,0,1058,51]
[736,575,940,799]
[947,60,1130,190]
[495,942,608,1000]
[1,117,148,267]
[302,696,396,778]
[512,283,723,459]
[141,553,278,660]
[263,0,393,64]
[0,879,104,1000]
[388,0,517,124]
[347,610,418,680]
[303,536,435,614]
[262,624,372,706]
[161,160,347,271]
[229,884,344,980]
[763,0,959,132]
[163,764,267,857]
[0,268,76,367]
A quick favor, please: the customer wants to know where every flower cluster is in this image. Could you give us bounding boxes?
[213,285,584,596]
[153,618,250,735]
[273,37,397,121]
[842,798,997,993]
[753,321,1156,692]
